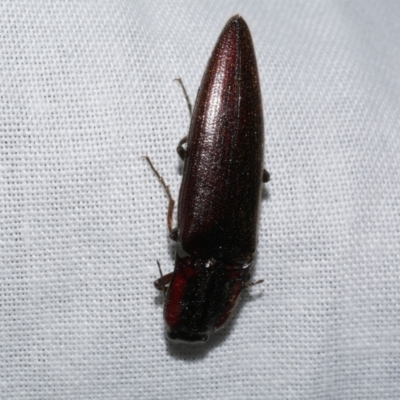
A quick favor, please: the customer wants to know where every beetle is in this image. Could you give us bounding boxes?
[145,15,268,343]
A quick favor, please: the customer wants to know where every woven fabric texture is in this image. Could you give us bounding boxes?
[1,1,399,399]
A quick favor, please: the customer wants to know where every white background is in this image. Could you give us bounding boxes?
[1,1,399,399]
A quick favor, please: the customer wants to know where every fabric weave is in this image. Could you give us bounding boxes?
[1,1,399,399]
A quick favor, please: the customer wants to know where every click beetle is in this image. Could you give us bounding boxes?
[146,15,268,343]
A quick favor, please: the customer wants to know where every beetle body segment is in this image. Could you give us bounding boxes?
[161,15,265,343]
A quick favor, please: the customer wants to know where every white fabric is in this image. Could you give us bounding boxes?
[1,1,399,399]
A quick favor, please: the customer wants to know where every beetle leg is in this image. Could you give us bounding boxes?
[154,273,173,291]
[143,155,175,235]
[246,279,264,288]
[174,77,192,117]
[154,261,173,295]
[177,135,188,160]
[263,169,270,183]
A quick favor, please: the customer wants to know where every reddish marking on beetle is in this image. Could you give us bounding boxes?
[164,260,197,329]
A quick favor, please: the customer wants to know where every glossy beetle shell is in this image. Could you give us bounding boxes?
[178,16,264,261]
[161,15,265,343]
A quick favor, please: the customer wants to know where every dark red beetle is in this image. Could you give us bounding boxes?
[146,15,268,343]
